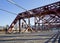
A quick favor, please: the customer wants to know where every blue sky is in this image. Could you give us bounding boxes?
[0,0,60,26]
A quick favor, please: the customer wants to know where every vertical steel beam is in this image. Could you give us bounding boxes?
[34,17,37,31]
[28,18,30,26]
[19,19,21,33]
[38,17,40,30]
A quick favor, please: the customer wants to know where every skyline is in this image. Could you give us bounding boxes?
[0,0,60,26]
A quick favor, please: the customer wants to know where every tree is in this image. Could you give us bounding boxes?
[5,25,9,33]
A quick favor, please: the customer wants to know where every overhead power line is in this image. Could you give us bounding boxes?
[0,9,32,17]
[7,0,33,14]
[0,0,28,15]
[0,0,33,16]
[7,0,27,11]
[0,9,17,15]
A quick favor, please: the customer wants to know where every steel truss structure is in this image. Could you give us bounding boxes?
[8,1,60,33]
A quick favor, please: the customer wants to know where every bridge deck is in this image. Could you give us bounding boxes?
[0,31,59,43]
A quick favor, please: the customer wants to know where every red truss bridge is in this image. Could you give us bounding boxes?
[8,1,60,33]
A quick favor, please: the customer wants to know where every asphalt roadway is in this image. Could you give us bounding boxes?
[0,30,59,43]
